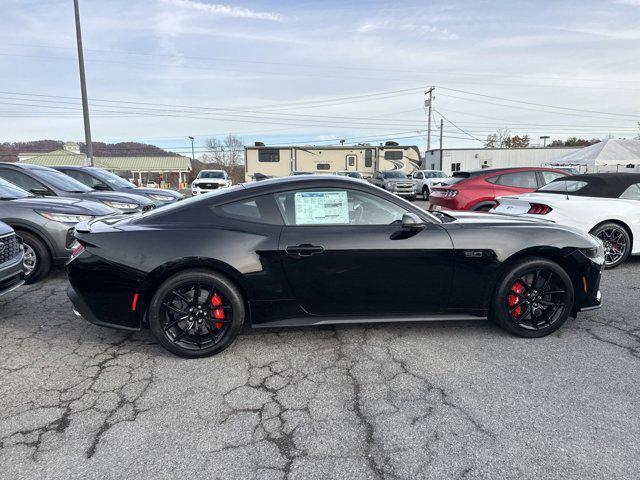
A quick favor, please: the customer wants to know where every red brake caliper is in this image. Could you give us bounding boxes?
[508,281,525,319]
[211,293,224,329]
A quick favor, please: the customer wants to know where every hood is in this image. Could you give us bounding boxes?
[385,178,415,184]
[80,191,154,206]
[0,220,13,236]
[6,196,116,215]
[117,187,182,199]
[193,178,227,184]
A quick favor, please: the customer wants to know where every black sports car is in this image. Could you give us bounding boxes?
[67,175,604,357]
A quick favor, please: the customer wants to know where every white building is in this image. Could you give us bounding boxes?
[424,147,581,175]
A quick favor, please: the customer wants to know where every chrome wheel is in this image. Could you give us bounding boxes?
[505,268,570,331]
[23,243,37,275]
[596,227,627,267]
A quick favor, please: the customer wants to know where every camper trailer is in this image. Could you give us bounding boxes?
[244,142,421,182]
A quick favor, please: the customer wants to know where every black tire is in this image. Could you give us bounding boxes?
[590,222,631,269]
[491,257,574,338]
[148,269,245,358]
[16,230,52,284]
[422,187,429,201]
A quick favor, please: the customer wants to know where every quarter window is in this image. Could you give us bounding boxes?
[620,183,640,200]
[258,149,280,162]
[275,189,409,226]
[214,195,283,225]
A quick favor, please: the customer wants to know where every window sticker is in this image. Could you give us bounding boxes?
[294,191,349,225]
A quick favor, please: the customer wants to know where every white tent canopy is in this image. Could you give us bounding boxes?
[549,139,640,166]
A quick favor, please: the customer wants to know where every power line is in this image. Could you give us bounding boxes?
[433,108,483,142]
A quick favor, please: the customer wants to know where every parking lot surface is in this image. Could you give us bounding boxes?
[1,260,639,480]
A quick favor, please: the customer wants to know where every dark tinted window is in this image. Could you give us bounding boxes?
[35,169,92,192]
[258,149,279,162]
[365,149,372,167]
[384,151,403,161]
[63,169,107,189]
[0,169,47,192]
[214,194,283,225]
[317,163,331,170]
[496,172,538,188]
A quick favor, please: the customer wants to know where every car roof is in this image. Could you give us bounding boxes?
[542,172,640,198]
[0,162,58,172]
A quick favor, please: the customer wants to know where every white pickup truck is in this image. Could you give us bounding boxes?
[410,170,449,201]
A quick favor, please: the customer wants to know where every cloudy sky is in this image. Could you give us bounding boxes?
[1,0,639,156]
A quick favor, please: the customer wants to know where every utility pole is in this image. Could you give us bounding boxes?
[188,136,195,162]
[425,87,435,151]
[73,0,93,166]
[540,135,550,147]
[439,119,443,151]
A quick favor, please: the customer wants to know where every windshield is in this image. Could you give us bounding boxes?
[426,171,447,178]
[0,177,32,199]
[198,171,225,179]
[538,180,588,193]
[382,171,408,179]
[90,168,136,188]
[36,169,92,192]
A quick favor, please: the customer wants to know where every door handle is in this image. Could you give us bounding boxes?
[285,244,324,256]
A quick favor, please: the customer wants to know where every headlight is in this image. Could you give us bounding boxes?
[149,194,175,201]
[37,211,93,223]
[102,201,139,210]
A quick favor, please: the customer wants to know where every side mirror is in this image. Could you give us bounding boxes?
[401,213,425,229]
[30,188,52,196]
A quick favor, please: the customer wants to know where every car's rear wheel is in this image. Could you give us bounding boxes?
[148,270,245,358]
[16,231,52,284]
[492,258,574,338]
[590,222,630,269]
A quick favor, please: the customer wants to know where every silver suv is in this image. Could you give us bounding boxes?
[370,170,417,201]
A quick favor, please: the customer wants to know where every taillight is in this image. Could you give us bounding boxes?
[70,243,85,259]
[527,203,552,215]
[444,189,458,198]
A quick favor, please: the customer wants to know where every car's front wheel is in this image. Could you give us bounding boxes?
[492,258,574,338]
[17,231,52,284]
[590,222,631,269]
[148,269,245,358]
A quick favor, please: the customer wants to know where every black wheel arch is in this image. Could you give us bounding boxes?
[8,221,55,259]
[138,258,251,326]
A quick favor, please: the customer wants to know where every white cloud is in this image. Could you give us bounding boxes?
[356,20,458,40]
[160,0,283,21]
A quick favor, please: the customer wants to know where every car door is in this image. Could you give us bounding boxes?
[276,187,454,316]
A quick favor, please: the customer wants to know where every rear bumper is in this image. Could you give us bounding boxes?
[67,282,141,331]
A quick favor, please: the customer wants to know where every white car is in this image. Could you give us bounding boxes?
[333,171,367,181]
[491,173,640,268]
[411,170,449,201]
[191,170,232,195]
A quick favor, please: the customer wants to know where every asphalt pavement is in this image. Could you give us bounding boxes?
[1,258,639,479]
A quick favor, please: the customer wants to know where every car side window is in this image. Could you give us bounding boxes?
[64,170,106,189]
[275,189,409,226]
[496,172,538,188]
[540,171,566,185]
[214,194,283,225]
[0,169,47,192]
[413,172,423,179]
[620,183,640,201]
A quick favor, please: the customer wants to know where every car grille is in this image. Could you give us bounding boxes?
[142,205,156,213]
[0,233,20,265]
[395,183,415,191]
[201,183,219,189]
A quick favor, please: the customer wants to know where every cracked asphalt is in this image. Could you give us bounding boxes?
[1,259,639,480]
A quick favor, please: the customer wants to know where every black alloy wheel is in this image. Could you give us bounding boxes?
[148,270,245,358]
[492,258,574,337]
[590,223,630,269]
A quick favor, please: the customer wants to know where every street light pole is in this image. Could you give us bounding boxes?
[73,0,93,166]
[188,136,195,162]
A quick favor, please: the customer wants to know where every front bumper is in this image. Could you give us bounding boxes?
[576,262,603,312]
[192,183,227,195]
[0,254,26,297]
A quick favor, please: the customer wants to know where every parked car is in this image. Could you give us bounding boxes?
[51,166,183,206]
[67,175,603,358]
[289,171,313,176]
[370,170,417,200]
[429,167,568,211]
[0,163,155,214]
[411,169,449,200]
[0,221,25,297]
[491,173,640,269]
[334,171,366,181]
[191,170,232,195]
[0,177,115,283]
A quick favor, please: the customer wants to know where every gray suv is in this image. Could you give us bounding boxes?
[370,170,417,201]
[0,163,155,214]
[0,177,115,283]
[0,221,25,296]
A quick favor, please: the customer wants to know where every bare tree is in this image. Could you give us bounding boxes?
[203,135,245,168]
[484,128,512,148]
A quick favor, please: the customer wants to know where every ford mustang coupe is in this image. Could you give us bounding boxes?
[67,176,604,358]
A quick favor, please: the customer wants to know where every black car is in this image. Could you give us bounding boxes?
[67,175,604,358]
[0,163,155,214]
[51,166,183,206]
[0,177,115,283]
[0,221,25,297]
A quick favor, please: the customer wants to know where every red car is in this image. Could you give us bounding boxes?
[429,167,568,211]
